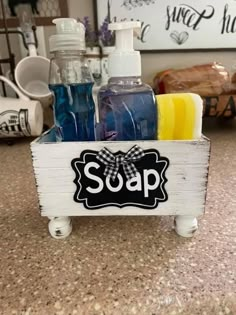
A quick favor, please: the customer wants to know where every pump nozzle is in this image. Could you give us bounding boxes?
[53,18,78,33]
[108,21,141,77]
[109,21,141,52]
[49,18,85,52]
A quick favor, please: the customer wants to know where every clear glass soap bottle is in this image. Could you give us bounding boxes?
[49,18,95,142]
[98,21,157,141]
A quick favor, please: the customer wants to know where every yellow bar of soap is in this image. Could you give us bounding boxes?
[156,93,203,140]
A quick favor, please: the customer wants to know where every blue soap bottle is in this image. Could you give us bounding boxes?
[49,18,95,142]
[98,21,157,141]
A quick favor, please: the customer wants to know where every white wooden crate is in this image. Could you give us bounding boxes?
[31,129,210,239]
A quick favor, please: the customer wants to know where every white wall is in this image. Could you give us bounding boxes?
[68,0,94,22]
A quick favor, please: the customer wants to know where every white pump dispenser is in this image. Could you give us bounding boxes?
[108,21,141,77]
[49,18,85,53]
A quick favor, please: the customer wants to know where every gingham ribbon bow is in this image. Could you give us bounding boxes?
[96,145,145,181]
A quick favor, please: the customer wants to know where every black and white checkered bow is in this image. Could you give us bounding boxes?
[96,145,145,181]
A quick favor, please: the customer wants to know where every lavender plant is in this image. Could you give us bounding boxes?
[81,16,98,48]
[99,16,115,47]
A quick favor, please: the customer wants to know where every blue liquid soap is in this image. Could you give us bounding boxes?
[98,78,157,141]
[98,21,157,141]
[48,18,96,142]
[49,82,95,142]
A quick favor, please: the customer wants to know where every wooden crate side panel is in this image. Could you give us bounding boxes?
[31,140,210,217]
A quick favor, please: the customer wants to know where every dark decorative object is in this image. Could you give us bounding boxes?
[0,0,68,27]
[0,0,15,96]
[8,0,39,16]
[0,0,39,97]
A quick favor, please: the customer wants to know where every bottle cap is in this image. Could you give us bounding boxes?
[108,21,141,77]
[49,18,86,52]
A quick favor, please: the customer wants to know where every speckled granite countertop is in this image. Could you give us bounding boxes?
[0,119,236,315]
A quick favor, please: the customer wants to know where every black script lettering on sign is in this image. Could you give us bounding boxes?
[71,148,169,210]
[221,4,236,34]
[166,4,215,31]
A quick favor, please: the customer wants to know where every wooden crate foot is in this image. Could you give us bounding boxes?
[174,215,198,238]
[48,217,72,239]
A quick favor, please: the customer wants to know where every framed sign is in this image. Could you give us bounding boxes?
[95,0,236,52]
[0,0,68,28]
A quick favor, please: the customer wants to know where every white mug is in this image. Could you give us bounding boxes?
[15,55,53,108]
[0,76,43,138]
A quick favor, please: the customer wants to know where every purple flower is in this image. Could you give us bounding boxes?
[99,16,115,47]
[79,16,99,47]
[122,0,156,9]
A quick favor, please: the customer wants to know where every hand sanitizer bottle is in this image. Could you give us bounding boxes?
[49,18,95,142]
[98,21,157,141]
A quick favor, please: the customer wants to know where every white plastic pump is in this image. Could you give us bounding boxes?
[49,18,85,52]
[108,21,141,77]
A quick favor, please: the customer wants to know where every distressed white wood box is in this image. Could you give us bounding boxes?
[31,128,210,239]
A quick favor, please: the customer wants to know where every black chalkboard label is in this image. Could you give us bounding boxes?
[71,147,169,210]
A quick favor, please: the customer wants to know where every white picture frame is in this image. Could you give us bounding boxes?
[95,0,236,52]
